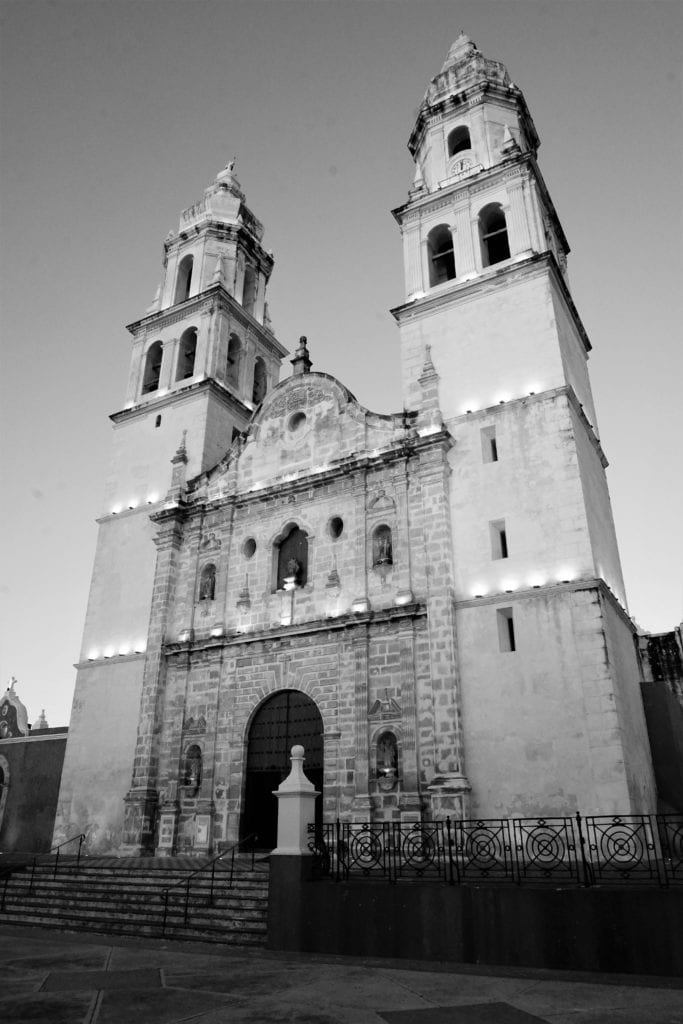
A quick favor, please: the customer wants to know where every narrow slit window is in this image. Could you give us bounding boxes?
[497,607,516,652]
[490,519,508,560]
[481,426,498,463]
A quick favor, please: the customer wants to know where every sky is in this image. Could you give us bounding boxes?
[1,0,681,728]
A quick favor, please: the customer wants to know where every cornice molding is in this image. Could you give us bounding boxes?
[110,376,253,424]
[163,602,428,657]
[126,284,288,359]
[391,251,592,354]
[184,429,452,515]
[455,577,632,628]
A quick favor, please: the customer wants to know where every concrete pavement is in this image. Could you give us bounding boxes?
[1,925,682,1023]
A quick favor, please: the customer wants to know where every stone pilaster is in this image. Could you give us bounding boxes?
[398,625,421,818]
[402,219,423,298]
[417,440,470,818]
[507,179,532,256]
[453,200,477,276]
[121,510,185,854]
[351,633,372,818]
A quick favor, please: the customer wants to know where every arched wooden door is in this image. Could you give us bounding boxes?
[242,690,323,849]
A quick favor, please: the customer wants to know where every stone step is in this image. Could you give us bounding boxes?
[0,860,270,946]
[0,909,267,945]
[13,874,269,895]
[1,894,268,922]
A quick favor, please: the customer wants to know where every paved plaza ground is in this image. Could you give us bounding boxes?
[0,925,682,1023]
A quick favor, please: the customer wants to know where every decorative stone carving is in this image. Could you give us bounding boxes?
[369,689,402,721]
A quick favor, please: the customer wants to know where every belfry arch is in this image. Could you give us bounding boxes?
[242,689,323,848]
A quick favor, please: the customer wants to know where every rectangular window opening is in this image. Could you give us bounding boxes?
[497,607,516,652]
[481,426,498,463]
[490,519,508,560]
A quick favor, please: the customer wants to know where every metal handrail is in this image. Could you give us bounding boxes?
[161,833,259,933]
[26,833,87,894]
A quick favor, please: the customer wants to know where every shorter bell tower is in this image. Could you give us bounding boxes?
[53,164,287,853]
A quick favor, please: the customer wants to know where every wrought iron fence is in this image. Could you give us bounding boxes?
[308,813,683,888]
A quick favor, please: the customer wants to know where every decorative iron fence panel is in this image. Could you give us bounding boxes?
[580,815,662,885]
[512,817,583,885]
[452,819,515,883]
[658,814,683,885]
[309,813,683,888]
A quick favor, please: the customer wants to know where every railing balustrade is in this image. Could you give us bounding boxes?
[160,832,258,934]
[309,813,683,888]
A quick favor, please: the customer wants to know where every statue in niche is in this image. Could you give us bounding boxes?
[287,557,301,582]
[373,525,393,567]
[183,745,202,790]
[199,564,216,601]
[377,731,398,791]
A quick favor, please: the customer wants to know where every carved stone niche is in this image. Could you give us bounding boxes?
[180,743,203,797]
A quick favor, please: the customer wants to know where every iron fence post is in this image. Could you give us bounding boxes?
[77,835,84,869]
[209,859,216,906]
[575,812,592,887]
[445,818,455,885]
[53,848,59,880]
[335,819,341,882]
[161,889,169,934]
[29,858,36,895]
[184,878,190,925]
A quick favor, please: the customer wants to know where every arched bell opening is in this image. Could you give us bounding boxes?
[174,254,194,304]
[241,689,323,849]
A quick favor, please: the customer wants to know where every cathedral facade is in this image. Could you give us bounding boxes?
[54,36,656,856]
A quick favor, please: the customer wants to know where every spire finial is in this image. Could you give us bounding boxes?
[291,335,313,376]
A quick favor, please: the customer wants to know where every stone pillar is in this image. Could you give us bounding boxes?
[272,745,320,856]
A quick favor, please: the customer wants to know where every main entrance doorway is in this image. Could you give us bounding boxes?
[242,690,324,849]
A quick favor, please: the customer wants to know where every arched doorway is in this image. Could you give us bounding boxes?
[242,690,323,849]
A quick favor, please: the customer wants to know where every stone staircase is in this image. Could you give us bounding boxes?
[0,854,270,947]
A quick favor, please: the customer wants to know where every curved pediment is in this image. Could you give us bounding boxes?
[199,371,409,501]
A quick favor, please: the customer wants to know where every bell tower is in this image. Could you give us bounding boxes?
[393,35,656,817]
[54,164,287,852]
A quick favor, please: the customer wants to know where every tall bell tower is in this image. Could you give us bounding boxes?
[393,35,656,816]
[54,163,287,851]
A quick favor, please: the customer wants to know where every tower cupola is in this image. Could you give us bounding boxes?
[155,159,274,324]
[408,33,539,193]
